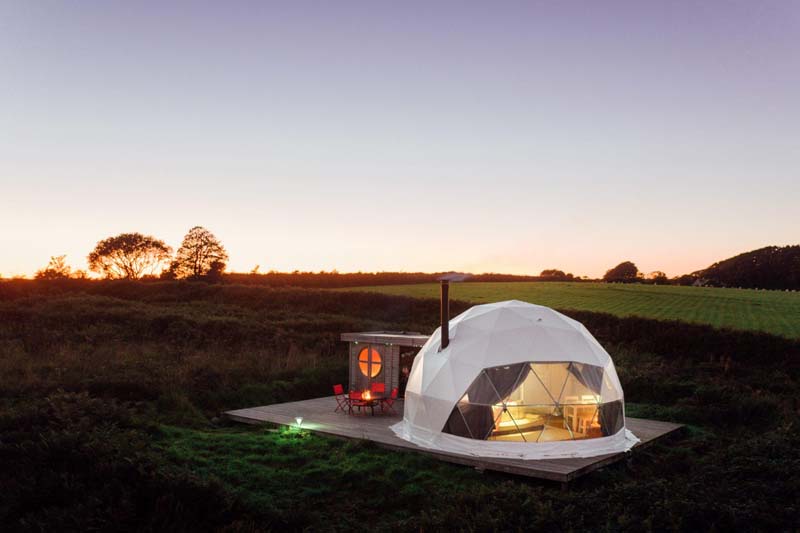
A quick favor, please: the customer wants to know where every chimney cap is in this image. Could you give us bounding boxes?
[438,272,471,282]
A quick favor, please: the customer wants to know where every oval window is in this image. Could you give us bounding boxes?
[358,347,382,378]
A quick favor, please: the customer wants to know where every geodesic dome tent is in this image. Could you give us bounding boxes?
[391,300,639,459]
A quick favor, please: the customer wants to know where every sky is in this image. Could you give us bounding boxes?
[1,1,798,278]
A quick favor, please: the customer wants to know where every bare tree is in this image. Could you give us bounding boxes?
[169,226,228,279]
[88,233,172,279]
[35,255,72,280]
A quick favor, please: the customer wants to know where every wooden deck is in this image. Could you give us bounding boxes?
[225,396,682,483]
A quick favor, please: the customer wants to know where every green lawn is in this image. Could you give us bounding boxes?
[341,282,800,338]
[155,425,486,530]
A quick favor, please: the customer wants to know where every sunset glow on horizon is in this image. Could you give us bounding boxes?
[2,1,798,279]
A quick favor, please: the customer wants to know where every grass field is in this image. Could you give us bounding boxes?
[342,282,800,338]
[2,280,799,530]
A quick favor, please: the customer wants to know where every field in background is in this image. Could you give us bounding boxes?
[341,282,800,338]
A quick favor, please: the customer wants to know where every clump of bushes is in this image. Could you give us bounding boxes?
[0,391,237,531]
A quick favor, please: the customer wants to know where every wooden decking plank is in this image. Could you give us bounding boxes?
[225,396,682,483]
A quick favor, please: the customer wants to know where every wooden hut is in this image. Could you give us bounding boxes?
[340,331,428,395]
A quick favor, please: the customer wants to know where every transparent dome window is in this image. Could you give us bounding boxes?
[442,362,624,442]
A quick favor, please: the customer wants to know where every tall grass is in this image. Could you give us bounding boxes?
[1,279,799,531]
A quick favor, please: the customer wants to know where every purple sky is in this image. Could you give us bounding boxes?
[1,1,798,277]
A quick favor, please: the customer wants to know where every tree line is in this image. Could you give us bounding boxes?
[693,245,800,290]
[600,261,669,284]
[28,233,798,290]
[35,226,228,281]
[602,245,800,290]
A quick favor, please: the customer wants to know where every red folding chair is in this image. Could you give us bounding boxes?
[370,382,386,395]
[348,390,368,415]
[381,387,399,414]
[333,384,348,413]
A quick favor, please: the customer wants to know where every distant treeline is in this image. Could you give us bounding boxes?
[691,245,800,290]
[602,245,800,290]
[21,228,800,291]
[224,270,581,288]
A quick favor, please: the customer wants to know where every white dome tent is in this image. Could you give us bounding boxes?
[392,300,639,459]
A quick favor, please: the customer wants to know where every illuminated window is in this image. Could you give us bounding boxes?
[358,347,382,378]
[442,362,621,442]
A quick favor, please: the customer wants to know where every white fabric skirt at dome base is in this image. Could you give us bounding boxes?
[390,421,640,460]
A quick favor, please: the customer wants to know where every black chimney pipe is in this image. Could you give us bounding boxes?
[440,280,450,350]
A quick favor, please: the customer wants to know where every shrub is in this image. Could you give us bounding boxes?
[0,392,237,531]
